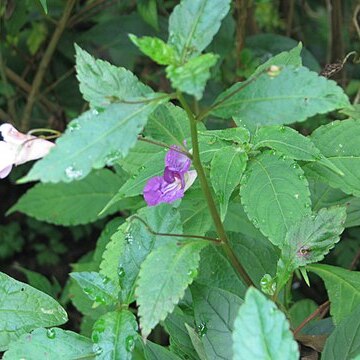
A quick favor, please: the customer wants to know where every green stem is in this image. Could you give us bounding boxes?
[177,92,254,287]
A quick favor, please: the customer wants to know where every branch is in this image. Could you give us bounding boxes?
[20,0,76,131]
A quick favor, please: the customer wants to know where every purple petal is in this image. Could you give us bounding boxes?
[165,146,191,173]
[143,175,184,206]
[163,167,176,183]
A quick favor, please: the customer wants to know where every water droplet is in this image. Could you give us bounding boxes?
[105,150,122,166]
[83,287,92,295]
[65,166,83,180]
[196,322,207,337]
[46,328,56,339]
[68,121,80,132]
[94,345,103,355]
[118,266,126,279]
[298,174,305,180]
[102,276,110,284]
[294,193,299,199]
[278,154,286,160]
[95,294,106,304]
[187,269,198,278]
[252,218,259,226]
[270,149,277,156]
[338,143,343,148]
[125,336,135,352]
[279,126,286,132]
[92,109,99,116]
[125,232,134,244]
[304,203,311,209]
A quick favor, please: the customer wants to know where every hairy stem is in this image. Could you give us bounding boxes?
[178,92,253,287]
[21,0,76,131]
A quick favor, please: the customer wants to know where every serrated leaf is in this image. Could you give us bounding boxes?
[22,100,165,183]
[3,328,93,359]
[198,135,230,163]
[233,288,299,360]
[211,146,248,221]
[252,125,343,175]
[253,43,303,75]
[199,127,250,144]
[70,272,118,306]
[0,272,68,351]
[100,204,183,304]
[137,0,159,31]
[240,151,311,246]
[168,0,231,62]
[322,304,360,360]
[75,44,151,108]
[307,264,360,325]
[166,53,219,99]
[276,207,346,290]
[191,283,243,360]
[130,35,176,65]
[305,119,360,196]
[92,310,138,360]
[144,341,182,360]
[9,170,123,225]
[136,241,207,338]
[211,66,349,129]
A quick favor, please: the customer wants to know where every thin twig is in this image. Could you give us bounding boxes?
[129,215,221,244]
[21,0,76,131]
[137,136,192,158]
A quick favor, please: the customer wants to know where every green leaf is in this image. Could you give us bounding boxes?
[211,66,349,129]
[3,328,93,359]
[92,310,138,360]
[137,0,159,31]
[276,207,346,290]
[166,53,219,99]
[233,287,299,360]
[70,272,118,306]
[252,125,343,175]
[100,204,183,304]
[144,103,193,146]
[185,324,207,360]
[144,341,182,360]
[289,299,318,329]
[211,146,248,221]
[0,272,68,351]
[14,265,55,298]
[305,119,360,196]
[191,283,243,360]
[10,170,123,225]
[240,151,311,246]
[75,44,151,108]
[130,35,176,65]
[322,304,360,360]
[164,307,199,360]
[199,127,250,145]
[307,264,360,325]
[22,100,165,183]
[253,43,303,75]
[168,0,231,62]
[179,189,212,235]
[38,0,48,14]
[136,241,207,338]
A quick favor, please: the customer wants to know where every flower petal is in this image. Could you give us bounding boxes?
[165,146,191,173]
[0,142,15,179]
[14,137,55,165]
[183,170,197,191]
[0,123,31,145]
[0,165,13,179]
[143,175,184,206]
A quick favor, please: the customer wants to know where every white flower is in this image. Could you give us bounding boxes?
[0,123,55,179]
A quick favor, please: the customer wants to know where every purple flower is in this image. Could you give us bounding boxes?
[143,146,197,206]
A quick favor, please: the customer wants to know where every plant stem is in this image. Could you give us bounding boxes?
[21,0,76,131]
[177,92,254,287]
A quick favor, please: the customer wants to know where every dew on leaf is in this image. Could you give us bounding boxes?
[46,328,56,339]
[68,121,80,132]
[95,294,106,304]
[298,174,305,180]
[105,150,122,166]
[196,322,207,337]
[94,345,103,355]
[65,166,83,180]
[294,193,299,199]
[125,232,134,244]
[291,163,299,169]
[125,336,135,352]
[118,266,126,279]
[187,269,198,278]
[279,126,286,132]
[83,287,92,295]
